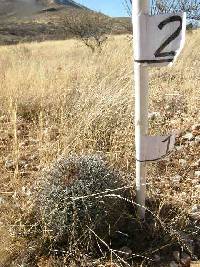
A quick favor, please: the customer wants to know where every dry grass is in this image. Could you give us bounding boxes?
[0,32,199,266]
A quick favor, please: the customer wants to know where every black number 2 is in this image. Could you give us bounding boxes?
[155,16,182,58]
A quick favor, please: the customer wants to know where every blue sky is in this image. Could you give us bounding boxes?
[76,0,128,17]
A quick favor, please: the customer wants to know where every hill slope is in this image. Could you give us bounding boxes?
[0,0,45,18]
[0,0,86,18]
[0,0,90,45]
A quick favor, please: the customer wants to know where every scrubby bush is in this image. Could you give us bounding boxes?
[25,155,131,255]
[33,155,130,244]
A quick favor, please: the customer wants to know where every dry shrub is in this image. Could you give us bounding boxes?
[33,155,130,243]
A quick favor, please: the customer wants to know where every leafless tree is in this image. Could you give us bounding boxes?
[155,0,200,21]
[124,0,200,21]
[123,0,159,16]
[62,10,112,52]
[123,0,132,16]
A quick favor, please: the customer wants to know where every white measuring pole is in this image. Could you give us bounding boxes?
[133,0,149,220]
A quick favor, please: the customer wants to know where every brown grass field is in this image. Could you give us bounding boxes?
[0,32,199,266]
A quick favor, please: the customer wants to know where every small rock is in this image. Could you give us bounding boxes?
[192,205,200,213]
[190,141,196,147]
[192,160,200,168]
[195,171,200,178]
[173,251,180,262]
[166,104,172,111]
[148,112,160,120]
[172,175,182,184]
[192,124,200,131]
[5,159,15,170]
[191,179,199,185]
[22,187,31,197]
[19,160,28,167]
[180,252,191,267]
[29,155,38,161]
[194,184,200,190]
[179,159,187,167]
[0,197,5,205]
[190,212,200,221]
[20,140,30,147]
[170,261,179,267]
[192,124,200,136]
[195,136,200,144]
[175,145,184,151]
[182,132,195,141]
[0,115,7,123]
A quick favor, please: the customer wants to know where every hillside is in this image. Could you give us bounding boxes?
[0,0,131,45]
[0,0,45,18]
[0,32,199,266]
[0,0,86,45]
[0,0,86,18]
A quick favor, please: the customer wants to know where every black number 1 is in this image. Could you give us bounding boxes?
[155,15,183,58]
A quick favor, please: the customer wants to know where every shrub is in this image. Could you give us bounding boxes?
[32,155,131,248]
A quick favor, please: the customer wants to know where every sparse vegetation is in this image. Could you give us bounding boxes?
[0,34,199,266]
